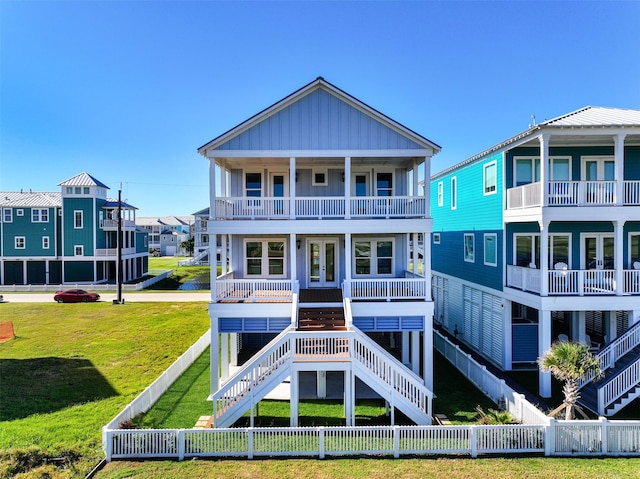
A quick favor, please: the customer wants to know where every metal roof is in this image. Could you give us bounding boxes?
[103,199,138,210]
[543,106,640,127]
[58,172,109,189]
[0,191,61,208]
[432,106,640,180]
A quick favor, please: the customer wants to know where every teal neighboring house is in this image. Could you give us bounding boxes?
[0,172,149,285]
[431,106,640,417]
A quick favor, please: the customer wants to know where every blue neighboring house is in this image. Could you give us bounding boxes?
[0,172,149,285]
[431,106,640,416]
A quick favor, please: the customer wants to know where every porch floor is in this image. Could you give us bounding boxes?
[299,288,342,303]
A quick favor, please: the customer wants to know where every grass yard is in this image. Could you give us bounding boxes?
[0,302,209,479]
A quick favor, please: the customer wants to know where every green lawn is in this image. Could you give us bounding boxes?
[0,302,209,479]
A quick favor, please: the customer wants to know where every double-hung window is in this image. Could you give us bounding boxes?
[74,245,84,256]
[42,237,50,249]
[3,209,12,223]
[451,177,457,210]
[32,208,49,223]
[484,234,497,266]
[437,181,443,206]
[74,211,83,229]
[15,236,25,249]
[483,162,497,195]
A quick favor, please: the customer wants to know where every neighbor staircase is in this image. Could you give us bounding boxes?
[177,249,209,266]
[578,321,640,416]
[210,299,433,428]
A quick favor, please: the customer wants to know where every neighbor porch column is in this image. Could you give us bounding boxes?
[604,311,617,343]
[221,333,229,382]
[423,230,431,289]
[290,233,297,284]
[539,134,550,207]
[539,220,550,295]
[423,328,433,389]
[411,331,420,375]
[538,309,552,397]
[614,220,625,296]
[317,371,327,399]
[230,333,238,366]
[614,133,626,205]
[423,156,431,201]
[402,331,410,365]
[344,233,352,296]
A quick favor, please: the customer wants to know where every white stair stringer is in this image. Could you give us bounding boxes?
[212,326,295,428]
[349,327,434,425]
[178,249,209,266]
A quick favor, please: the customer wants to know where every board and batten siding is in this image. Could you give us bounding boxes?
[216,89,424,152]
[62,198,95,256]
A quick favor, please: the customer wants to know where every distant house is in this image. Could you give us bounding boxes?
[199,77,439,427]
[0,172,149,285]
[430,106,640,416]
[136,216,193,255]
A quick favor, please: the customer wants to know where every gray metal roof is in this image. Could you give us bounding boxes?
[103,199,138,210]
[543,106,640,127]
[58,172,109,189]
[0,191,61,207]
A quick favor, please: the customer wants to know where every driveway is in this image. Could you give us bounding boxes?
[0,291,211,303]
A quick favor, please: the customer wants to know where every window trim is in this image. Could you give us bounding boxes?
[3,208,12,223]
[464,233,474,263]
[74,210,83,229]
[483,161,497,196]
[42,236,50,249]
[513,233,541,268]
[31,208,49,223]
[244,171,263,198]
[629,232,640,266]
[15,236,26,249]
[437,181,443,207]
[433,233,441,245]
[375,171,394,197]
[243,238,287,279]
[549,233,572,269]
[450,177,457,210]
[16,209,24,216]
[311,168,328,187]
[483,233,497,267]
[74,245,84,256]
[353,237,395,277]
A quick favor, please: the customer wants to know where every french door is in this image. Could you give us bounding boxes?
[308,239,338,288]
[582,234,614,270]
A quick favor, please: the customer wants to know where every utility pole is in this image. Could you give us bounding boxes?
[115,186,123,304]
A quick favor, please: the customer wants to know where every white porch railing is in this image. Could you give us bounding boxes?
[507,180,640,209]
[215,279,295,302]
[506,265,628,296]
[347,278,428,301]
[213,196,426,219]
[96,247,136,257]
[101,219,137,229]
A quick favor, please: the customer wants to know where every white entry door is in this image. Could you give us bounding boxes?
[308,239,338,288]
[582,234,615,270]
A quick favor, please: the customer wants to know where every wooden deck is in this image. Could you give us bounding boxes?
[299,288,342,303]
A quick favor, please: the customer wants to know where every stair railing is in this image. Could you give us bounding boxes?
[597,356,640,416]
[212,326,294,426]
[579,321,640,389]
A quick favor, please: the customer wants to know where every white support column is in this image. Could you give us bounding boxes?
[423,327,433,390]
[221,234,228,276]
[289,157,296,220]
[209,159,217,218]
[402,331,410,365]
[290,369,299,427]
[422,156,431,201]
[577,311,586,344]
[345,157,351,219]
[614,220,625,296]
[423,230,431,288]
[604,311,617,343]
[539,220,550,296]
[631,310,640,327]
[344,369,353,426]
[411,331,420,375]
[614,134,626,205]
[290,233,297,283]
[221,333,229,382]
[210,311,219,395]
[211,234,218,302]
[538,310,552,397]
[503,299,513,370]
[344,233,352,292]
[230,333,238,366]
[539,134,550,207]
[317,371,327,399]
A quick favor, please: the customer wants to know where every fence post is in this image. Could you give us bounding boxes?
[600,417,608,454]
[178,430,185,461]
[247,428,254,459]
[103,427,113,462]
[393,425,400,458]
[544,418,555,456]
[319,426,325,459]
[470,426,477,458]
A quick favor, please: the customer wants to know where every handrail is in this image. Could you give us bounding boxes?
[579,320,640,388]
[597,357,640,415]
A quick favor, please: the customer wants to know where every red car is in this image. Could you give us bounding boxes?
[53,289,100,303]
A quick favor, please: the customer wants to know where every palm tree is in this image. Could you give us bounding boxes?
[537,340,603,420]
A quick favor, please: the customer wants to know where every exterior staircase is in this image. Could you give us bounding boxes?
[177,249,209,266]
[297,307,346,331]
[210,321,434,428]
[578,321,640,416]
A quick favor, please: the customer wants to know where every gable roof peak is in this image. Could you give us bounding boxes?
[58,172,110,189]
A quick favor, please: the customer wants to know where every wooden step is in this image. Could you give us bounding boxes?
[297,307,346,330]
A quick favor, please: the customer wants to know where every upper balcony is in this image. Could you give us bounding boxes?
[101,219,137,231]
[507,180,640,210]
[213,196,426,220]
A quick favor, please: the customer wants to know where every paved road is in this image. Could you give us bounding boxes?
[0,291,211,303]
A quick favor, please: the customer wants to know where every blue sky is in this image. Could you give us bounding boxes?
[1,1,639,217]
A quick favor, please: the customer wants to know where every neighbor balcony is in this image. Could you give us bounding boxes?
[506,180,640,209]
[506,264,640,296]
[213,196,427,220]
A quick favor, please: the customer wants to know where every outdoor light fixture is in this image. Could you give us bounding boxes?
[296,239,301,249]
